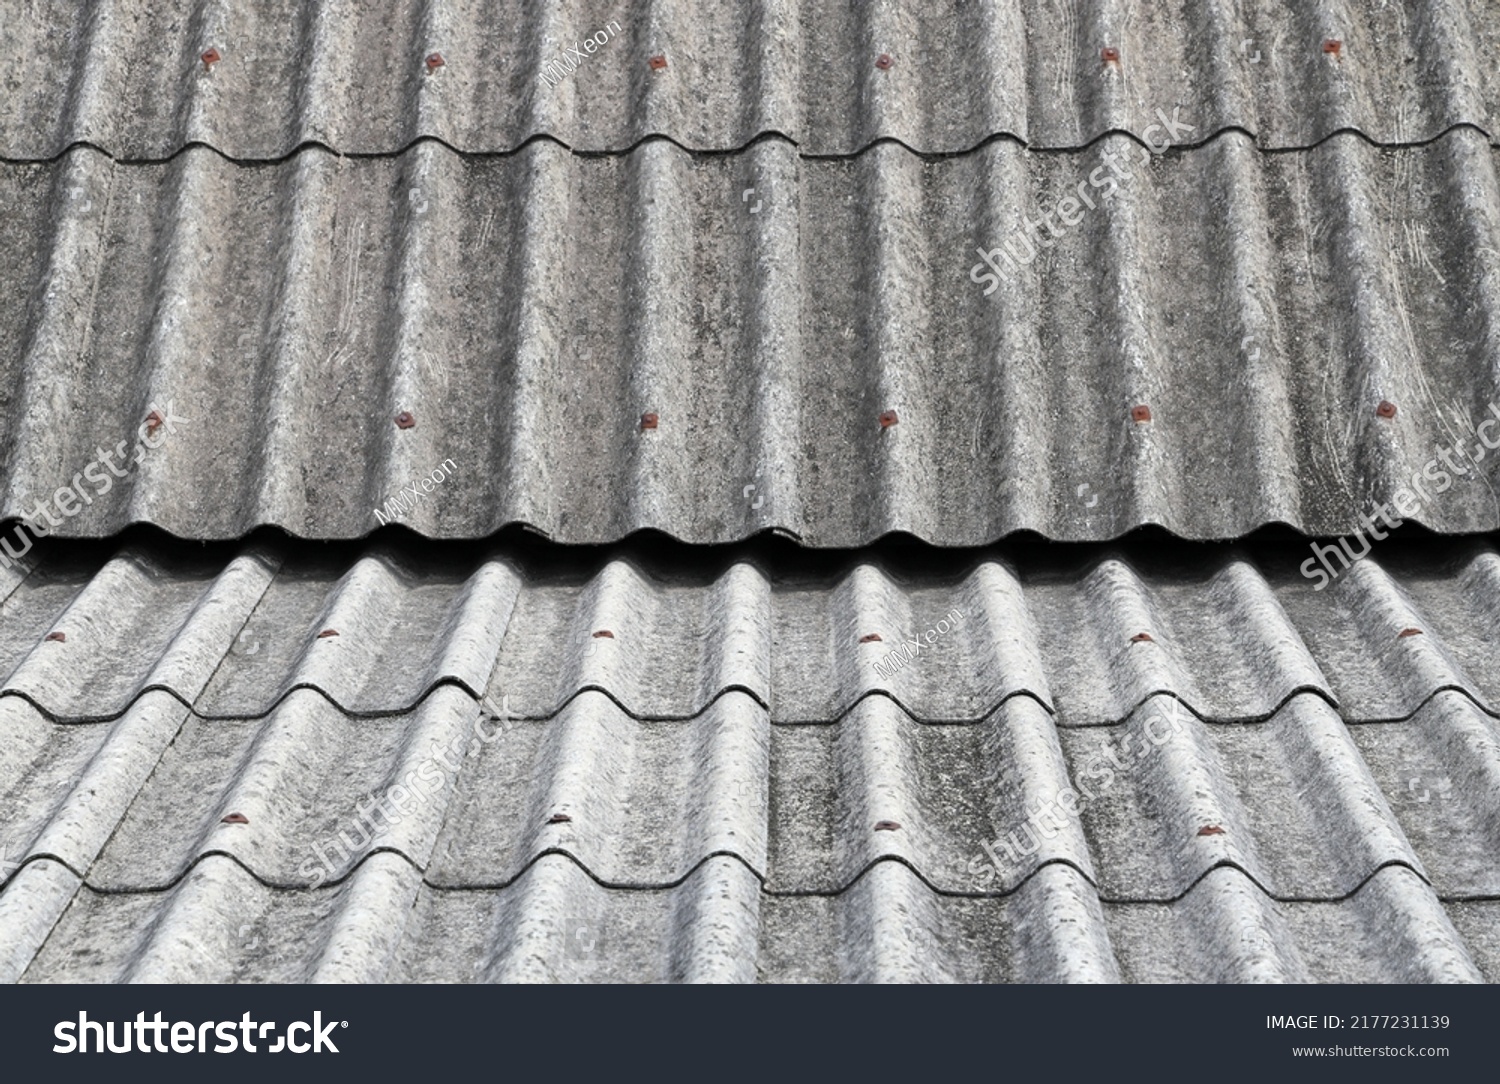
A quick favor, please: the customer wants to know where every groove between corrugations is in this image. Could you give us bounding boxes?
[6,130,1500,545]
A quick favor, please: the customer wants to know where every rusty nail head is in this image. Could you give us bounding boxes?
[649,54,667,71]
[1376,400,1397,419]
[1101,46,1120,64]
[1130,632,1154,644]
[221,812,249,825]
[592,629,614,639]
[395,410,416,429]
[1398,627,1423,638]
[145,409,164,435]
[548,812,572,824]
[201,47,221,69]
[1131,404,1152,423]
[859,633,882,644]
[317,628,339,639]
[875,53,893,70]
[640,411,659,430]
[1322,38,1342,57]
[45,631,66,643]
[873,820,901,832]
[879,409,899,428]
[1197,824,1225,836]
[426,52,445,71]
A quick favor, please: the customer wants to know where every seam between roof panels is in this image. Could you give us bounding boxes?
[1,121,1492,169]
[3,678,1494,731]
[44,847,1433,908]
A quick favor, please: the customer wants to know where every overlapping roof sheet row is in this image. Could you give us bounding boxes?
[1,0,1497,159]
[2,538,1499,724]
[4,129,1499,544]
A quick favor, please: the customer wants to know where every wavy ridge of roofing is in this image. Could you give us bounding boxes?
[2,0,1498,160]
[3,539,1500,725]
[3,854,1488,983]
[4,129,1500,544]
[2,684,1497,901]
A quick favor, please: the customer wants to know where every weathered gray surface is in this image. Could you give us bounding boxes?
[3,538,1500,724]
[9,857,1487,983]
[4,131,1500,543]
[0,540,1496,981]
[0,0,1496,158]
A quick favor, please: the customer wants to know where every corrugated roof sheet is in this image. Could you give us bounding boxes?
[3,1,1498,987]
[3,537,1500,724]
[1,0,1497,158]
[0,537,1495,980]
[5,128,1500,543]
[6,857,1491,983]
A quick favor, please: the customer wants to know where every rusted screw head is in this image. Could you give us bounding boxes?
[1130,632,1154,644]
[44,631,66,643]
[1101,46,1120,64]
[221,812,249,825]
[859,633,883,644]
[547,812,572,824]
[1322,39,1342,57]
[425,51,445,72]
[1131,404,1152,423]
[873,820,902,832]
[592,629,615,639]
[875,53,893,70]
[1196,824,1225,836]
[395,410,416,429]
[879,409,899,429]
[1398,627,1423,638]
[201,47,221,70]
[640,411,659,430]
[1376,400,1397,420]
[649,54,668,71]
[144,409,164,436]
[316,628,339,639]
